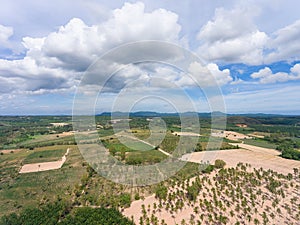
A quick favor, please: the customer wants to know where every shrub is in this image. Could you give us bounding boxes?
[214,159,226,169]
[201,164,214,174]
[118,193,131,208]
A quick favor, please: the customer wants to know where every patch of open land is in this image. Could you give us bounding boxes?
[50,122,70,127]
[19,148,70,173]
[0,149,23,154]
[172,132,201,137]
[181,146,300,175]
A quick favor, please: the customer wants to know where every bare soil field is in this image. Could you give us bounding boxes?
[181,147,300,175]
[19,148,69,173]
[172,132,201,137]
[19,160,64,173]
[50,122,70,127]
[0,149,23,154]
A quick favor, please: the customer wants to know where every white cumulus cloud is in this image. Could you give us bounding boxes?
[0,24,13,48]
[265,20,300,63]
[250,64,300,84]
[0,2,182,95]
[181,62,232,87]
[197,7,268,65]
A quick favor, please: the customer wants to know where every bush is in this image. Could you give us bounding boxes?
[214,159,226,169]
[194,143,203,152]
[134,193,140,200]
[201,164,214,174]
[118,193,131,208]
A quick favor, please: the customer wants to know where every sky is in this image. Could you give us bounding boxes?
[0,0,299,115]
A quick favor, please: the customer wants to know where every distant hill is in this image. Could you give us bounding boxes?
[97,112,299,126]
[98,111,179,117]
[226,116,262,125]
[98,111,226,118]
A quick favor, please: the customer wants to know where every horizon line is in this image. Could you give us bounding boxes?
[0,111,300,117]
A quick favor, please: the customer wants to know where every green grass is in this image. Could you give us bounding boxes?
[98,128,114,137]
[102,137,154,152]
[243,139,277,149]
[123,140,153,151]
[159,132,179,153]
[125,150,167,165]
[23,149,66,164]
[21,135,75,148]
[131,129,151,139]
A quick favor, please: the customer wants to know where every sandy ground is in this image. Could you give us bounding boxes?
[124,167,299,225]
[123,194,195,224]
[50,122,70,127]
[172,132,201,137]
[123,130,300,224]
[124,145,300,224]
[56,131,74,137]
[19,148,70,173]
[248,134,265,138]
[0,149,22,154]
[181,145,300,175]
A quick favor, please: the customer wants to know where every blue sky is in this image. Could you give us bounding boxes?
[0,0,299,115]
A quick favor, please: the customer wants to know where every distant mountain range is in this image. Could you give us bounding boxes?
[98,111,224,117]
[96,111,300,126]
[97,111,297,118]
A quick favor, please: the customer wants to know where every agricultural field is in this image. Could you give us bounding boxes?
[124,163,300,225]
[0,145,86,217]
